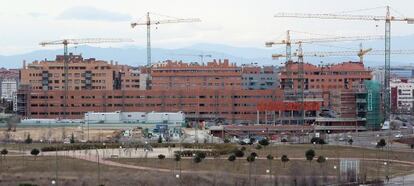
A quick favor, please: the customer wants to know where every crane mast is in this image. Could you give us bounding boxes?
[274,6,414,181]
[131,12,201,66]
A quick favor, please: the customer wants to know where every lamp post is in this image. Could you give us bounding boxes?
[95,149,101,186]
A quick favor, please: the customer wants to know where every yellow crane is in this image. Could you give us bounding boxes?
[265,30,384,62]
[274,6,414,129]
[39,38,133,119]
[131,12,201,66]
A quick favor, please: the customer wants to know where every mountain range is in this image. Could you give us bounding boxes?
[1,35,414,69]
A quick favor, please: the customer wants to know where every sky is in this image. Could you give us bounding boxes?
[0,0,413,55]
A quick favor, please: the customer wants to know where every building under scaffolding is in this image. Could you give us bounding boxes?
[365,80,383,130]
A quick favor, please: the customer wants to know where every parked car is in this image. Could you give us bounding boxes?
[395,133,403,138]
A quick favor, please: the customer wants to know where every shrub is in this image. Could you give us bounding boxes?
[377,139,386,148]
[246,155,255,162]
[25,134,32,144]
[305,149,315,162]
[266,154,274,160]
[281,155,290,167]
[255,144,262,150]
[193,156,202,163]
[195,151,206,159]
[223,138,231,143]
[228,154,236,162]
[316,156,326,164]
[258,138,270,146]
[158,154,165,160]
[1,149,8,156]
[310,137,326,144]
[31,148,40,160]
[250,152,258,158]
[240,146,246,151]
[234,149,244,157]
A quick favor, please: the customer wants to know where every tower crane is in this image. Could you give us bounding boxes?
[131,12,201,66]
[274,6,414,128]
[39,38,134,119]
[274,6,414,179]
[273,48,414,63]
[266,30,384,62]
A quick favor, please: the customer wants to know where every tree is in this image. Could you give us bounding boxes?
[70,133,75,144]
[281,155,290,168]
[195,151,206,160]
[158,154,166,160]
[25,134,33,144]
[316,156,326,165]
[310,137,326,145]
[246,155,256,186]
[193,156,202,163]
[174,153,181,162]
[1,149,8,157]
[228,154,237,174]
[259,138,270,147]
[305,149,316,165]
[0,149,8,169]
[250,152,258,158]
[234,149,244,157]
[348,138,353,146]
[249,137,256,145]
[31,148,40,160]
[223,138,230,143]
[376,138,387,149]
[266,154,274,160]
[158,135,163,143]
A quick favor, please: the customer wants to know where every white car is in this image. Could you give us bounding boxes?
[395,133,403,138]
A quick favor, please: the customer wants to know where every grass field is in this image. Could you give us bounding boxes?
[0,143,413,185]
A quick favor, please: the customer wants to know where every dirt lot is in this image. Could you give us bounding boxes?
[0,127,117,142]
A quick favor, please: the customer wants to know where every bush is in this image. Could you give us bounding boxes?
[193,156,202,163]
[228,154,236,162]
[246,155,255,162]
[377,139,387,148]
[158,136,163,143]
[223,138,230,143]
[305,149,315,162]
[195,151,206,159]
[70,133,75,144]
[266,154,274,160]
[255,144,262,150]
[258,138,270,146]
[174,154,181,161]
[31,148,40,159]
[316,156,326,163]
[250,152,258,158]
[234,149,244,157]
[158,154,165,160]
[310,137,326,144]
[25,134,33,144]
[240,146,246,151]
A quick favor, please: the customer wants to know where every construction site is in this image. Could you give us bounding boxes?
[1,3,414,185]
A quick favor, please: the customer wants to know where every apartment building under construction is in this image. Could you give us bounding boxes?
[17,55,379,128]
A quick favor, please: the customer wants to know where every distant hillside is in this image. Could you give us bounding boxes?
[0,35,413,69]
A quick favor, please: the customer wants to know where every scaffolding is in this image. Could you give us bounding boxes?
[364,80,383,130]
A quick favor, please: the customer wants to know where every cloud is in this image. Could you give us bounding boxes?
[28,12,48,18]
[57,6,131,22]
